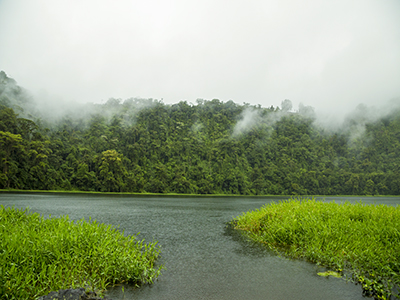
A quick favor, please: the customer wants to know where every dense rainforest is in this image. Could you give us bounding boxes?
[1,71,400,195]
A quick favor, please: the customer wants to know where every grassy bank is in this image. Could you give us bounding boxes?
[0,206,162,300]
[0,189,248,197]
[2,189,399,198]
[232,198,400,299]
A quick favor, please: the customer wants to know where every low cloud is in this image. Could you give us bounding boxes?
[1,0,399,112]
[232,108,261,136]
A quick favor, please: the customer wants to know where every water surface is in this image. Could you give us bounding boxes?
[2,193,398,299]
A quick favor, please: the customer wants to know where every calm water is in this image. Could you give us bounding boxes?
[1,193,399,300]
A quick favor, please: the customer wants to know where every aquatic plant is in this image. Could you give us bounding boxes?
[232,198,400,299]
[0,206,162,300]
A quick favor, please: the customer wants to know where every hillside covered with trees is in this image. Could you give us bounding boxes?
[1,71,400,195]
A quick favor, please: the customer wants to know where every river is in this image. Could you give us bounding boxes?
[1,193,398,299]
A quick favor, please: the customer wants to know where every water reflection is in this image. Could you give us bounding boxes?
[224,222,274,258]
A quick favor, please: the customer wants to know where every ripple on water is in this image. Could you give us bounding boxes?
[0,193,378,299]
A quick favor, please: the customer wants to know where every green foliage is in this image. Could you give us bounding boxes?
[0,206,162,300]
[232,198,400,299]
[317,271,342,278]
[1,71,400,195]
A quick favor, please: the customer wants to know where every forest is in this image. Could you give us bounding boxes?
[1,70,400,195]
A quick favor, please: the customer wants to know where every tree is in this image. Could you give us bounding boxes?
[281,99,292,112]
[98,150,127,192]
[0,131,24,188]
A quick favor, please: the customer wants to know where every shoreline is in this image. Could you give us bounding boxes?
[232,198,400,299]
[1,189,398,198]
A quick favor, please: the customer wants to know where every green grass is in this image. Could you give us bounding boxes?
[0,206,162,300]
[232,198,400,299]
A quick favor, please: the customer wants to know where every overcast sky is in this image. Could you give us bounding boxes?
[0,0,399,114]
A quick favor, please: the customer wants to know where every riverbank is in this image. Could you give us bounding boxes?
[1,188,398,198]
[232,198,400,299]
[0,189,246,197]
[0,206,162,300]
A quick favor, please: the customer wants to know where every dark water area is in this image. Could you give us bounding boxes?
[1,193,399,300]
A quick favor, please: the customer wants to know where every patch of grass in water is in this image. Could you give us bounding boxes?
[232,198,400,299]
[317,271,342,278]
[0,206,162,300]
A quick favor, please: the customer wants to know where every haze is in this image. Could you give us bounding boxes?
[0,0,399,114]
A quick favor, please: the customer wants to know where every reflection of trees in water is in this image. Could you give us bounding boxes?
[224,222,276,258]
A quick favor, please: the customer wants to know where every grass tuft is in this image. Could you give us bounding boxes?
[232,198,400,299]
[0,206,162,300]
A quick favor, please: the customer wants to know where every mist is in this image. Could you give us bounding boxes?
[0,0,399,117]
[230,97,400,147]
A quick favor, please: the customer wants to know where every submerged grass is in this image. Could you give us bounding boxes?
[0,206,162,300]
[232,198,400,299]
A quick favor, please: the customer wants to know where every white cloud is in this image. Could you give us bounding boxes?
[232,108,260,136]
[0,0,399,117]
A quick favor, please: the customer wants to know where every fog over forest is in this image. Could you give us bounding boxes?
[2,67,399,138]
[1,71,400,196]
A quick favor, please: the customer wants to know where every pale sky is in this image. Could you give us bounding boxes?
[0,0,399,114]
